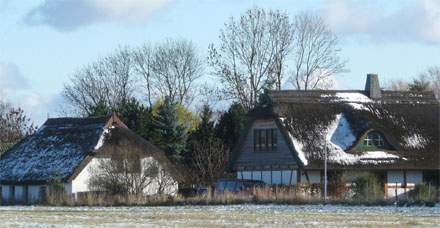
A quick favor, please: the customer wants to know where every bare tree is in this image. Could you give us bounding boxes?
[0,102,36,154]
[387,79,409,91]
[133,43,155,107]
[208,7,293,109]
[386,67,440,100]
[290,13,347,90]
[88,142,160,196]
[192,140,229,186]
[421,66,440,99]
[63,47,136,116]
[134,39,203,106]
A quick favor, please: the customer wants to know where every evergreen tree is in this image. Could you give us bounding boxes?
[152,98,188,161]
[194,104,215,143]
[89,100,111,117]
[409,78,431,92]
[117,98,152,140]
[215,103,247,150]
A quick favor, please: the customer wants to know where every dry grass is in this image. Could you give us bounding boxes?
[43,185,439,207]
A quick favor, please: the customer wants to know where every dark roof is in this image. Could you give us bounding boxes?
[251,89,440,170]
[0,116,113,183]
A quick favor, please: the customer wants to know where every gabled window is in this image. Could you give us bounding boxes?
[362,131,388,149]
[254,129,277,152]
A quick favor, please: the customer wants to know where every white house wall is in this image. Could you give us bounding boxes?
[1,184,46,204]
[1,185,10,203]
[71,158,104,194]
[237,170,297,185]
[386,170,423,199]
[71,157,178,196]
[301,171,321,184]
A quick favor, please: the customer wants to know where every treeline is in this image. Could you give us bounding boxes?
[1,7,439,185]
[57,7,349,185]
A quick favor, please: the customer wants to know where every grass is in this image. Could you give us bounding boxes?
[42,187,439,207]
[0,205,438,227]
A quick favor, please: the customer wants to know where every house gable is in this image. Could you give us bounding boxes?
[233,118,301,171]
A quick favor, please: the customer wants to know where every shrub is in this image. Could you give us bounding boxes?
[352,173,384,201]
[408,183,438,202]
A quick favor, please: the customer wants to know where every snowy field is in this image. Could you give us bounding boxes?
[0,204,439,227]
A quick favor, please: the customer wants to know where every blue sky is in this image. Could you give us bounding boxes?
[0,0,439,125]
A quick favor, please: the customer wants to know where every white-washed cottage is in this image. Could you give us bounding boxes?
[230,74,439,198]
[0,115,182,204]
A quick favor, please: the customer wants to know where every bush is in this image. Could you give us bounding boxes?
[352,173,384,201]
[408,183,438,202]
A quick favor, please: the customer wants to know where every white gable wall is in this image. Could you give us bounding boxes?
[71,158,103,194]
[70,157,178,196]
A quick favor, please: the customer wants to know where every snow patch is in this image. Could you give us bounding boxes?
[279,118,308,166]
[403,134,428,149]
[334,92,372,103]
[94,128,109,150]
[287,133,308,166]
[347,102,369,111]
[325,114,402,165]
[330,114,356,150]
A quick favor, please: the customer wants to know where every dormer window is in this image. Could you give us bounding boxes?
[362,131,388,149]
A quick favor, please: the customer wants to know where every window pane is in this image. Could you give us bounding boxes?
[266,129,270,151]
[272,130,277,151]
[253,129,258,152]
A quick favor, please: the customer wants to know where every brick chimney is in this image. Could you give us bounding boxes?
[365,73,381,99]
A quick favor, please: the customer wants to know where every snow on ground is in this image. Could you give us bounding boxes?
[0,205,438,227]
[403,133,428,149]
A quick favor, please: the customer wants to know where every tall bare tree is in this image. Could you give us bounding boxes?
[290,13,347,90]
[134,39,203,106]
[63,47,136,116]
[133,43,155,107]
[208,7,293,109]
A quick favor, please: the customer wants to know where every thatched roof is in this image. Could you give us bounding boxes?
[248,89,440,170]
[0,114,185,184]
[0,116,113,184]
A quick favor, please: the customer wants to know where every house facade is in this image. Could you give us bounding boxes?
[230,74,439,198]
[0,115,181,205]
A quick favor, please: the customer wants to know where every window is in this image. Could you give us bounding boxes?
[363,131,386,148]
[254,129,277,152]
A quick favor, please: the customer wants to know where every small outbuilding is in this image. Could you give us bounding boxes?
[0,114,182,204]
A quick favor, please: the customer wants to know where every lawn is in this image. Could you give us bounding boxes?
[0,205,439,227]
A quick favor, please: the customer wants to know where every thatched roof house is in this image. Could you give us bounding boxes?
[230,74,439,198]
[0,115,183,204]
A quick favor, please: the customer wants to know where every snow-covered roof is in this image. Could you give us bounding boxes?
[0,116,113,183]
[265,90,439,169]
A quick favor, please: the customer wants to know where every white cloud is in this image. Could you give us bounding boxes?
[24,0,173,32]
[0,62,61,125]
[0,62,29,91]
[321,0,440,44]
